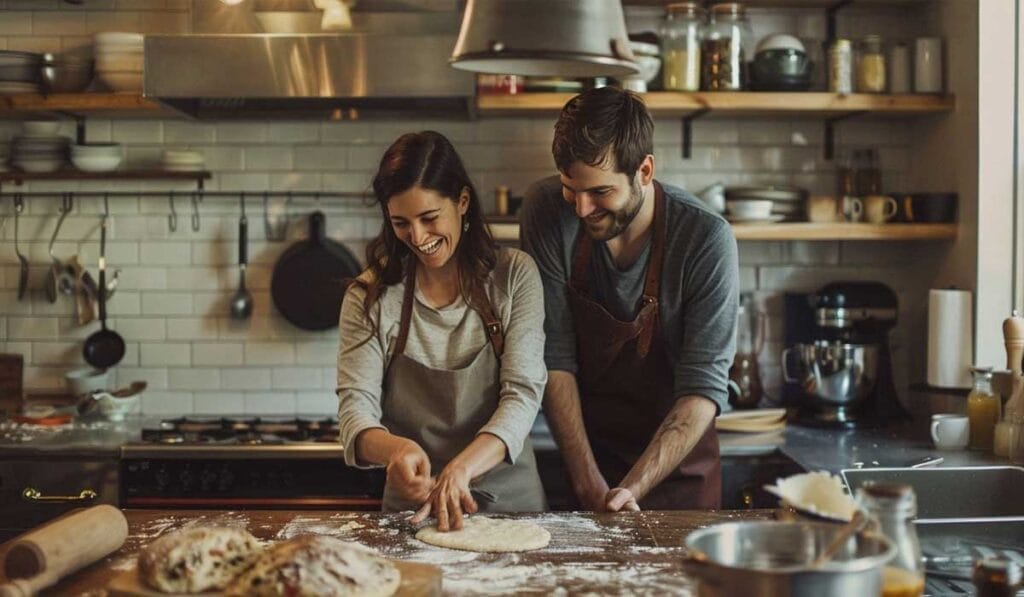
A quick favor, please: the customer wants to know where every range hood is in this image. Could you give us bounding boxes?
[144,33,476,119]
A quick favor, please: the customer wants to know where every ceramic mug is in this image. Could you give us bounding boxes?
[930,413,969,450]
[841,196,863,222]
[864,195,898,224]
[807,195,839,223]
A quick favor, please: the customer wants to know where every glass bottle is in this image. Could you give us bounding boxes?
[968,366,1001,451]
[856,148,882,196]
[701,3,752,91]
[973,558,1023,597]
[828,38,854,94]
[857,35,887,93]
[858,483,925,597]
[660,2,704,91]
[837,149,858,197]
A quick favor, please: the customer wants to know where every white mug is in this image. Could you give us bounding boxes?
[841,196,863,222]
[930,413,969,450]
[914,37,943,93]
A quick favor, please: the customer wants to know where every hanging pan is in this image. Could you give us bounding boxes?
[271,211,362,331]
[82,212,125,369]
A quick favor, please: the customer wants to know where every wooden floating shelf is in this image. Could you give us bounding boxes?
[478,92,956,117]
[0,92,172,118]
[488,220,957,242]
[0,169,211,184]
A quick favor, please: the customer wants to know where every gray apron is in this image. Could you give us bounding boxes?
[378,263,547,512]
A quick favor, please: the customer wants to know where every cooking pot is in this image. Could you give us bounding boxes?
[683,521,894,597]
[782,341,878,409]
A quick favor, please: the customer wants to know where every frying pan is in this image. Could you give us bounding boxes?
[271,211,362,331]
[82,216,125,369]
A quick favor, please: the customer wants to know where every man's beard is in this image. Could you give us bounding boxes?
[583,179,645,241]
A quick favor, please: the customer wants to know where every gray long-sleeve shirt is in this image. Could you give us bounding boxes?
[519,176,739,413]
[336,247,547,468]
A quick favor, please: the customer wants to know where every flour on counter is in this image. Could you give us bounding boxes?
[276,514,367,539]
[441,561,692,596]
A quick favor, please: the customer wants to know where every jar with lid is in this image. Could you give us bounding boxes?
[857,35,887,93]
[829,38,854,94]
[857,483,925,597]
[660,2,704,91]
[968,366,1001,451]
[701,3,752,91]
[973,557,1022,597]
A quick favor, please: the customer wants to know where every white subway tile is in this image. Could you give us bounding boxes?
[163,120,216,144]
[116,0,166,9]
[31,342,83,366]
[139,242,191,265]
[322,172,373,194]
[111,318,167,341]
[217,122,268,144]
[296,392,338,416]
[0,12,32,35]
[739,266,758,293]
[783,242,840,265]
[112,120,163,144]
[192,342,244,367]
[294,145,347,171]
[245,342,295,365]
[757,265,863,292]
[169,368,220,390]
[108,291,142,316]
[268,122,320,143]
[217,173,271,192]
[0,343,31,359]
[5,36,59,52]
[296,342,339,366]
[7,317,58,340]
[138,10,188,34]
[738,241,784,265]
[84,10,140,34]
[140,342,191,366]
[112,367,168,390]
[245,146,293,171]
[738,120,791,145]
[321,121,373,144]
[141,391,194,415]
[32,11,85,35]
[167,268,226,291]
[165,317,217,340]
[244,392,296,414]
[272,367,325,390]
[223,367,271,390]
[23,367,65,392]
[268,172,321,191]
[193,392,246,414]
[117,267,167,290]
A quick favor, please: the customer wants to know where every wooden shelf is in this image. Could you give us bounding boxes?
[0,92,173,118]
[477,92,956,117]
[488,220,957,242]
[0,169,211,185]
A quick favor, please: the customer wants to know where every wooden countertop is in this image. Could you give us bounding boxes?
[2,508,774,595]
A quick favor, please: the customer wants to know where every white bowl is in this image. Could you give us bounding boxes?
[72,142,123,156]
[22,120,61,136]
[72,152,123,172]
[96,54,143,71]
[98,70,143,92]
[94,32,144,47]
[65,367,109,396]
[94,391,140,421]
[726,199,774,220]
[756,33,806,54]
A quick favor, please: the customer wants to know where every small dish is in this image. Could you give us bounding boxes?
[726,214,786,224]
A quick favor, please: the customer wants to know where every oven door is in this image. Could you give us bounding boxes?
[121,456,385,510]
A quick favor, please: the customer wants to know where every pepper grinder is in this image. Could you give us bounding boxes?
[996,311,1024,457]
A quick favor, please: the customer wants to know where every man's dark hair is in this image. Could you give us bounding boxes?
[552,86,654,179]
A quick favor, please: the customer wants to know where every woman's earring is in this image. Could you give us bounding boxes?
[463,220,470,232]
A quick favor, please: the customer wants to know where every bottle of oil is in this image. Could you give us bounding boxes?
[973,557,1022,597]
[968,366,1000,451]
[857,483,924,597]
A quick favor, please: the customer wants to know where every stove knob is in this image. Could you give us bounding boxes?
[155,466,170,491]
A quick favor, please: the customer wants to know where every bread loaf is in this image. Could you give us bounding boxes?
[138,526,261,593]
[224,535,400,597]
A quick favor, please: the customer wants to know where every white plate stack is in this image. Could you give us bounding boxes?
[160,149,205,172]
[11,135,70,173]
[94,32,144,92]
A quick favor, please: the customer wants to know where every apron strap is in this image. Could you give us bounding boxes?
[569,226,593,294]
[393,260,505,361]
[637,182,667,357]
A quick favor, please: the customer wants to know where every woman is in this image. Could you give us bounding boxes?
[337,131,548,531]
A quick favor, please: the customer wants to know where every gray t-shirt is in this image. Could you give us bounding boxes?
[520,175,738,413]
[336,247,547,468]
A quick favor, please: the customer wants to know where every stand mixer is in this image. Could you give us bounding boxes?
[782,282,908,428]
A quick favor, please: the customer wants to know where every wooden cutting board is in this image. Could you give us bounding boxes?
[107,559,441,597]
[715,408,787,433]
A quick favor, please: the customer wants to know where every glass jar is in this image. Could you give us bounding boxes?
[857,35,887,93]
[968,366,1001,451]
[973,557,1022,597]
[856,148,882,196]
[858,483,925,597]
[701,3,752,91]
[829,38,853,94]
[660,2,704,91]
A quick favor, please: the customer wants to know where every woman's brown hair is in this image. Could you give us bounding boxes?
[356,130,497,332]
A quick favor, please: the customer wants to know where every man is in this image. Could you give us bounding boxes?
[520,87,738,511]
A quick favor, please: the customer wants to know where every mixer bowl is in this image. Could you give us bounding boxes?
[782,341,878,409]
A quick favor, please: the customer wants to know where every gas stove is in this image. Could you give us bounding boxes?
[121,416,384,510]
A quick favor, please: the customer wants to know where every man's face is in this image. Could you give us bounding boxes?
[560,159,644,241]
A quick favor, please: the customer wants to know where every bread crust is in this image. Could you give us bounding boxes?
[139,526,261,593]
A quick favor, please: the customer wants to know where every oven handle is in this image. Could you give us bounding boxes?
[124,496,383,508]
[22,487,98,503]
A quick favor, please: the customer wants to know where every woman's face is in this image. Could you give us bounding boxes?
[387,185,469,271]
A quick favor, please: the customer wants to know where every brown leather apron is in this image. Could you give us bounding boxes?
[566,181,721,510]
[379,262,547,512]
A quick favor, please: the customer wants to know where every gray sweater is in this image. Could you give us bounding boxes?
[336,247,547,468]
[520,176,739,413]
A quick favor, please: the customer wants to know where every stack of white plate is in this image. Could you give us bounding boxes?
[0,50,43,95]
[94,32,144,92]
[161,149,205,172]
[71,142,123,172]
[725,186,808,222]
[11,135,70,173]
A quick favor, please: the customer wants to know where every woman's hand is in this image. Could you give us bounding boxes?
[410,463,478,532]
[385,439,434,503]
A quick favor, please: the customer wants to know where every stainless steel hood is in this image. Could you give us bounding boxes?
[144,33,476,119]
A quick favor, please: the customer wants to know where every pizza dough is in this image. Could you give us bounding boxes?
[415,516,550,552]
[224,534,400,597]
[139,526,261,593]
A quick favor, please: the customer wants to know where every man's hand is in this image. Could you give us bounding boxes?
[410,464,478,532]
[575,477,612,512]
[604,487,641,512]
[385,439,434,503]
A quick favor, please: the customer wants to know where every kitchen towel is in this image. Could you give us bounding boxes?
[927,288,973,388]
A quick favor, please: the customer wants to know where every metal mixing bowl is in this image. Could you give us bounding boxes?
[40,54,94,92]
[782,341,878,409]
[683,521,894,597]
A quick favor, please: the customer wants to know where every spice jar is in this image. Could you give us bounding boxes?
[858,483,925,597]
[828,39,854,94]
[701,3,752,91]
[660,2,704,91]
[857,35,887,93]
[968,366,1001,451]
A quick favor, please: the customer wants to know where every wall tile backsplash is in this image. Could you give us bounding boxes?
[0,2,947,415]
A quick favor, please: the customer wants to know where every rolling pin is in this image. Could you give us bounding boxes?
[0,505,128,597]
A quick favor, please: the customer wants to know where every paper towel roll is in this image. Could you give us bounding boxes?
[927,288,973,388]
